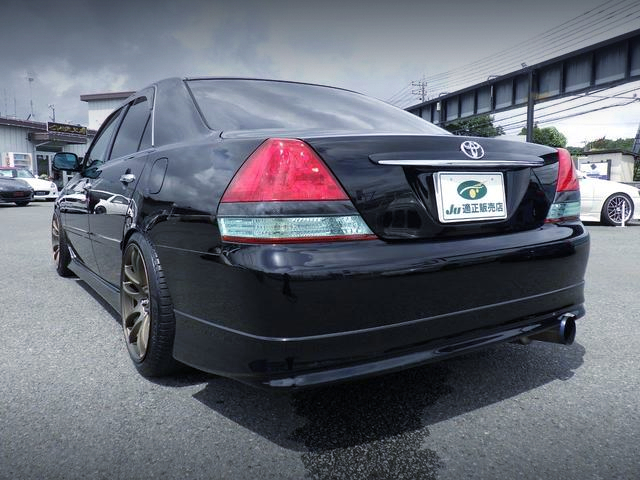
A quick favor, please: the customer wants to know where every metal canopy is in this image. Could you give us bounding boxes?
[407,29,640,140]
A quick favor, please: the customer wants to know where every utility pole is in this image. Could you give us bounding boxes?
[526,69,536,143]
[27,72,35,120]
[411,76,428,103]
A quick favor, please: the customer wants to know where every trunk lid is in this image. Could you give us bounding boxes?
[303,134,560,240]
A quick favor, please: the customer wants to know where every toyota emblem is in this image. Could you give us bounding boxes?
[460,141,485,159]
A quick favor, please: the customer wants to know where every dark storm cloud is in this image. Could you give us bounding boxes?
[0,0,631,129]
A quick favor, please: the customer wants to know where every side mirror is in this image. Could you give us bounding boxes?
[53,152,81,172]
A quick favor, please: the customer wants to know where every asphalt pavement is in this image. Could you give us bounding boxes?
[1,202,638,480]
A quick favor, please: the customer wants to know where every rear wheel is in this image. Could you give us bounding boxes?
[52,212,73,277]
[121,233,179,377]
[601,193,633,226]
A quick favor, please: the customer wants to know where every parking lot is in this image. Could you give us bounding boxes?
[1,202,639,480]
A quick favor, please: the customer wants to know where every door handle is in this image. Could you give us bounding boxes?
[120,173,136,184]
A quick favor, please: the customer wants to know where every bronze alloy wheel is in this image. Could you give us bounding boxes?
[52,213,73,277]
[52,215,61,264]
[122,243,152,361]
[120,233,179,377]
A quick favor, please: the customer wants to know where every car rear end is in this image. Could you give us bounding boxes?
[164,79,589,387]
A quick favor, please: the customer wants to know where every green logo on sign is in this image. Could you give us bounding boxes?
[457,181,487,200]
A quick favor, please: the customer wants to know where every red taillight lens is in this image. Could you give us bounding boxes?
[221,138,349,203]
[545,148,581,223]
[556,148,579,192]
[217,138,377,243]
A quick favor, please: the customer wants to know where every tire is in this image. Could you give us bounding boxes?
[601,193,633,226]
[121,232,180,377]
[52,212,74,277]
[15,201,29,207]
[94,205,106,214]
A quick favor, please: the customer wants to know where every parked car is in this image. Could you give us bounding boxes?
[0,167,58,201]
[0,176,34,206]
[93,193,129,215]
[578,172,640,225]
[51,77,589,387]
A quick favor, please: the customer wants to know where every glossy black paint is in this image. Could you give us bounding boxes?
[54,77,590,387]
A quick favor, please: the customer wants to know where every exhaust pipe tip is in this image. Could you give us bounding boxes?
[520,313,577,345]
[557,315,576,345]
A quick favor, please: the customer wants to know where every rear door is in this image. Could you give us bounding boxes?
[88,90,154,286]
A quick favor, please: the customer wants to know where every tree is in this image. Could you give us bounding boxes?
[444,114,504,137]
[566,146,584,156]
[584,137,634,152]
[519,125,567,148]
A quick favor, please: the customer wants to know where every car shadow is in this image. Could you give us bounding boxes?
[76,280,120,323]
[188,340,585,479]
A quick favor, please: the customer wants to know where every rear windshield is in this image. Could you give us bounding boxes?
[186,79,447,135]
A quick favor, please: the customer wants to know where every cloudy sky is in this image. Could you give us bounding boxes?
[1,0,638,146]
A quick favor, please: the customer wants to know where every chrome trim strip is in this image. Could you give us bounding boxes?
[150,84,157,148]
[375,159,543,167]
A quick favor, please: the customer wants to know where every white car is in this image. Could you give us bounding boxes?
[93,194,129,215]
[0,167,58,201]
[578,172,640,226]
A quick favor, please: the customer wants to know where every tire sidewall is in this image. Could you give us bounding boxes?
[52,212,73,277]
[602,193,633,226]
[121,232,177,376]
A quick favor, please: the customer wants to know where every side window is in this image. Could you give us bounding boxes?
[86,109,123,167]
[110,97,150,160]
[138,115,152,151]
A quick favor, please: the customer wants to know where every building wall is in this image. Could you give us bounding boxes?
[0,124,34,154]
[87,99,124,130]
[581,152,635,182]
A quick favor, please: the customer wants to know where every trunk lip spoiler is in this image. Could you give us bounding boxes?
[370,158,544,167]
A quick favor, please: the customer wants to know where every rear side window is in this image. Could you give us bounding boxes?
[186,79,448,135]
[86,109,123,167]
[110,97,151,159]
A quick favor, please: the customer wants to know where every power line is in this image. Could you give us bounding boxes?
[411,77,428,103]
[493,86,639,127]
[388,0,640,107]
[418,0,640,94]
[498,93,639,132]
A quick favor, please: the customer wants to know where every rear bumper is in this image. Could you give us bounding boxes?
[174,298,584,388]
[159,221,589,387]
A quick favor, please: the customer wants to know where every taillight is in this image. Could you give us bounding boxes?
[545,148,581,223]
[556,148,579,192]
[217,138,377,244]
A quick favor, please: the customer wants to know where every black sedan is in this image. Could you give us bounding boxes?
[0,177,33,206]
[52,77,589,387]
